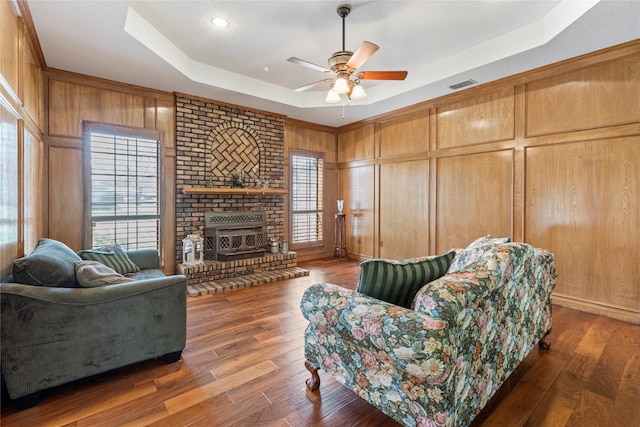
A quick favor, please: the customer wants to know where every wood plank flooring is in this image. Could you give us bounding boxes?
[1,258,639,426]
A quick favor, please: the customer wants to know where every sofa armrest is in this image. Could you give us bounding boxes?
[301,283,456,382]
[125,249,160,270]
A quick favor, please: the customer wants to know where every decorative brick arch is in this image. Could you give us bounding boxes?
[207,122,263,184]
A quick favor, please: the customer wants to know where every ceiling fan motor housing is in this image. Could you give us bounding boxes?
[329,51,355,74]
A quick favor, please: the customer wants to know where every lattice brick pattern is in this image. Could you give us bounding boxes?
[209,128,260,178]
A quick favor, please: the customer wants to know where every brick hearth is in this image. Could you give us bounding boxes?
[177,252,309,296]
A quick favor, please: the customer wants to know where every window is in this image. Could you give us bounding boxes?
[291,150,324,244]
[84,123,161,251]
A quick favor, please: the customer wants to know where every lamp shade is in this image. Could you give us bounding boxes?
[325,89,341,103]
[350,84,367,100]
[333,77,350,94]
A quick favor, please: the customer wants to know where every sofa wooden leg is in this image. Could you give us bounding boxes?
[165,350,183,363]
[538,330,552,349]
[305,360,321,391]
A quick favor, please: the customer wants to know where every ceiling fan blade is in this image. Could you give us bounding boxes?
[346,41,379,70]
[293,79,333,92]
[287,57,331,73]
[357,71,408,80]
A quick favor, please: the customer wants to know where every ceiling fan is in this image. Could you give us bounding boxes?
[287,4,408,103]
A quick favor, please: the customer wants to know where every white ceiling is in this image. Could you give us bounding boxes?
[26,0,640,127]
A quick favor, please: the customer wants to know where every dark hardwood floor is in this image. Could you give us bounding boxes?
[1,258,639,426]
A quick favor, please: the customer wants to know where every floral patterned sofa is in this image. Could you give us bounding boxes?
[300,239,556,427]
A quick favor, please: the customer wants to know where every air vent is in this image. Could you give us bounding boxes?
[449,79,477,90]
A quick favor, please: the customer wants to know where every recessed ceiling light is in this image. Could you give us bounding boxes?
[211,17,229,28]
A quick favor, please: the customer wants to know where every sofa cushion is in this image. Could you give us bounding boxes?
[12,238,82,288]
[447,235,510,273]
[356,251,455,308]
[77,244,140,275]
[75,260,136,287]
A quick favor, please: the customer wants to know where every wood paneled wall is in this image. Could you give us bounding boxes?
[43,70,177,273]
[284,120,338,261]
[337,40,640,324]
[0,0,45,278]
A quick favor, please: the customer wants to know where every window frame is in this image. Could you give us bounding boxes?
[290,148,325,249]
[82,122,164,253]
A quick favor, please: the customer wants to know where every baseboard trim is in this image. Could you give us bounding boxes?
[553,293,640,325]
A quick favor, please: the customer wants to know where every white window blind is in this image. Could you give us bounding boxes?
[291,152,323,244]
[88,128,160,251]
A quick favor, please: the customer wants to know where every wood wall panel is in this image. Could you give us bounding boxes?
[23,126,46,254]
[0,103,19,278]
[286,122,337,163]
[337,43,640,322]
[340,165,375,258]
[45,73,175,271]
[157,98,175,151]
[436,88,515,149]
[48,147,84,250]
[524,137,639,314]
[379,111,428,157]
[284,121,338,261]
[435,150,514,253]
[526,55,640,136]
[338,124,374,163]
[48,80,146,138]
[100,90,145,129]
[379,160,429,259]
[21,37,42,126]
[49,80,101,138]
[0,0,19,99]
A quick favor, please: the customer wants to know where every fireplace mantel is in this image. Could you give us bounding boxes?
[182,187,287,196]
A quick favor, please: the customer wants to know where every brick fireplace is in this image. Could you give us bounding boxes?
[174,94,305,293]
[175,93,285,263]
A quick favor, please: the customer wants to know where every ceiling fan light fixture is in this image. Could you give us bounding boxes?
[350,83,367,100]
[333,76,350,94]
[325,89,342,103]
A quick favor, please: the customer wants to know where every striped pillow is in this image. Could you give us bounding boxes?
[356,251,455,309]
[77,244,140,275]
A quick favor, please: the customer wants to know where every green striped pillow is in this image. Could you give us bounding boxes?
[77,244,140,275]
[356,251,455,309]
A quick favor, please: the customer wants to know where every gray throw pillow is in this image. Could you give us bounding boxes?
[356,251,456,309]
[12,238,82,287]
[75,260,136,287]
[77,244,140,275]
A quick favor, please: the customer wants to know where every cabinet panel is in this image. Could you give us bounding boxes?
[435,150,514,253]
[525,138,640,312]
[379,159,429,259]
